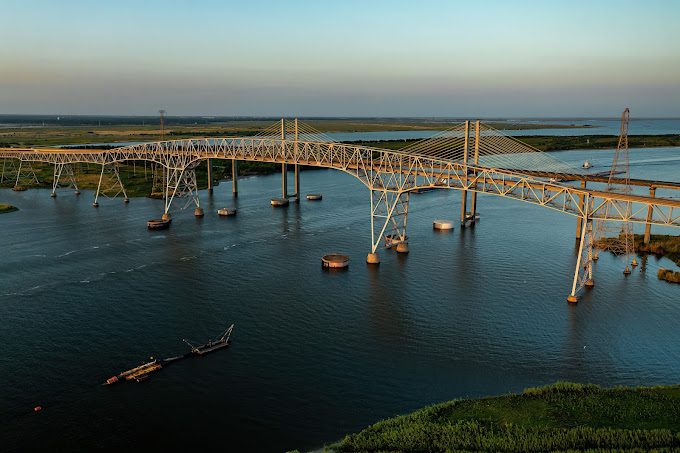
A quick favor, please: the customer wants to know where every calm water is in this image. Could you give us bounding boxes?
[1,147,680,451]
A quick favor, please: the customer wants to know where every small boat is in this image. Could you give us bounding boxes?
[217,207,237,216]
[147,218,171,230]
[183,324,234,356]
[582,160,592,169]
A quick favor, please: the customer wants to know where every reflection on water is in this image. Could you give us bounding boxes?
[0,147,679,452]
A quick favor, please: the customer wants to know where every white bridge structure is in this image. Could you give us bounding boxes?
[1,119,679,302]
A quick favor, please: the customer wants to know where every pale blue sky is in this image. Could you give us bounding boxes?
[1,0,679,116]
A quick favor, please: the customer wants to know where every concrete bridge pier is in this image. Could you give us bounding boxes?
[644,187,656,244]
[281,163,288,198]
[231,159,238,197]
[207,158,213,195]
[293,164,300,202]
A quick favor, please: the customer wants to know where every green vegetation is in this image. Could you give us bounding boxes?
[0,203,18,213]
[0,120,592,148]
[658,268,680,284]
[0,160,289,197]
[520,135,680,152]
[333,382,680,452]
[596,234,680,268]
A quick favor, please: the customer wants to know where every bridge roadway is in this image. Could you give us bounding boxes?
[1,137,679,302]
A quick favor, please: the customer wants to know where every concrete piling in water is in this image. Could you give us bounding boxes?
[644,187,656,244]
[366,253,380,265]
[232,159,238,197]
[207,159,213,195]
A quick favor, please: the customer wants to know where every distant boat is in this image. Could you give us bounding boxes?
[582,160,592,169]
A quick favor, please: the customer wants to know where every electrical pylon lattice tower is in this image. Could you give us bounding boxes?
[593,108,635,272]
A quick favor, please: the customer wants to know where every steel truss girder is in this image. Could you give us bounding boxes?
[1,139,679,229]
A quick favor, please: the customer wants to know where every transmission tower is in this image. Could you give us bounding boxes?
[593,108,635,274]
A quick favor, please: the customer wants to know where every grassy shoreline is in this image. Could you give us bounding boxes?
[327,382,680,452]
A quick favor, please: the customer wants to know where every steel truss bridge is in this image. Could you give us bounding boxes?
[1,119,679,302]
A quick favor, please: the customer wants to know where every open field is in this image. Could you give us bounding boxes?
[0,119,592,148]
[330,382,680,452]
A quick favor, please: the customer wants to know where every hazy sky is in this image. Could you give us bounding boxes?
[2,0,679,116]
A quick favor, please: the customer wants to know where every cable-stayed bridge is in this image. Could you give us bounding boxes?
[1,119,679,302]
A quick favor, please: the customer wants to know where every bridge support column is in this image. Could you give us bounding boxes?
[293,118,299,202]
[162,162,201,217]
[281,163,288,198]
[1,158,18,185]
[644,187,656,244]
[93,162,128,207]
[568,195,594,303]
[51,163,79,197]
[231,159,238,197]
[150,163,166,198]
[13,160,39,191]
[369,188,410,258]
[576,180,587,240]
[460,120,470,226]
[207,159,213,195]
[469,120,481,223]
[280,118,289,199]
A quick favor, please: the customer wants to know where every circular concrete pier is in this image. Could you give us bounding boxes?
[194,207,204,217]
[366,252,380,265]
[217,207,237,216]
[271,198,289,207]
[567,295,578,304]
[396,242,409,254]
[433,219,454,230]
[161,212,172,221]
[306,194,323,201]
[124,197,130,204]
[322,254,349,269]
[585,278,595,288]
[92,202,99,208]
[50,192,56,198]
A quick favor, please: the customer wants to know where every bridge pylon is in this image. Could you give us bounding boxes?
[51,163,80,197]
[93,162,128,207]
[568,195,595,303]
[367,170,415,262]
[13,160,39,190]
[162,161,201,217]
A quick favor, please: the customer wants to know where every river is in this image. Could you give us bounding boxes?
[1,146,679,451]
